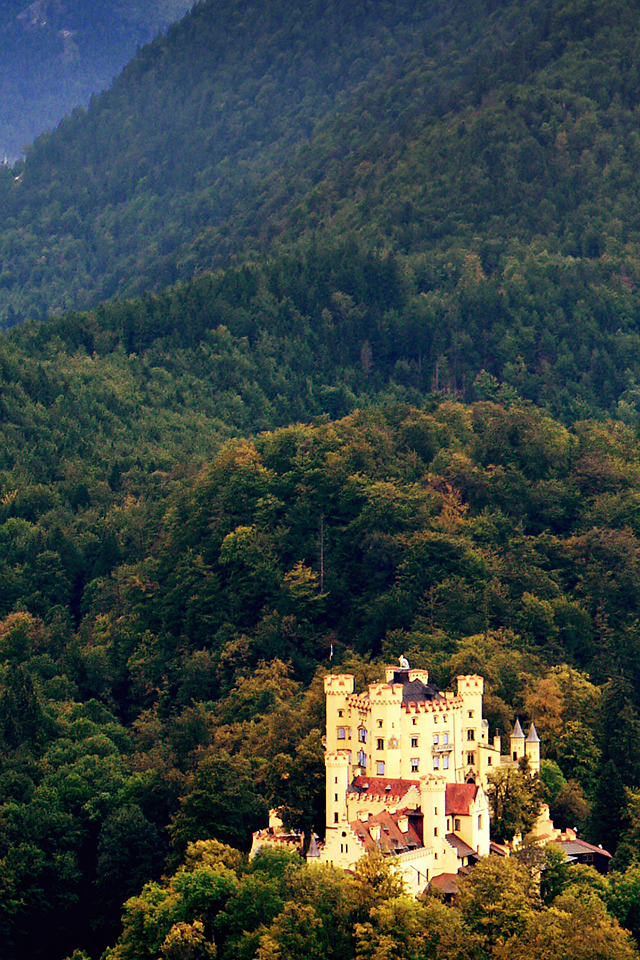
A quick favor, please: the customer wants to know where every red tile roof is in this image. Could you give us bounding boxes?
[445,782,478,816]
[350,807,423,854]
[351,776,420,799]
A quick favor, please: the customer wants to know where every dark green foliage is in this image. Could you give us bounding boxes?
[170,754,268,855]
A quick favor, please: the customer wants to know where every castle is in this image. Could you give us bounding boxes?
[315,663,540,895]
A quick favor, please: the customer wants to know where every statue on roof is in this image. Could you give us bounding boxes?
[399,654,410,669]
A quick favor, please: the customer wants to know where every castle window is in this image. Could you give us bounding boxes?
[357,750,367,767]
[411,736,419,748]
[443,732,449,744]
[433,734,439,745]
[433,757,440,770]
[338,709,344,717]
[377,719,383,728]
[467,752,475,765]
[377,738,384,750]
[338,727,346,739]
[467,730,475,741]
[334,793,338,802]
[455,818,461,832]
[334,812,339,823]
[513,751,518,760]
[377,761,385,775]
[443,756,449,769]
[487,756,492,766]
[478,815,483,829]
[468,710,474,718]
[433,827,438,837]
[359,728,367,743]
[412,718,417,726]
[411,758,419,772]
[334,777,338,784]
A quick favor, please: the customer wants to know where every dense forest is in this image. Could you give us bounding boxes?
[3,0,640,421]
[5,392,640,957]
[4,0,640,958]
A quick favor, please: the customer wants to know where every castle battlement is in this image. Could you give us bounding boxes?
[317,660,539,895]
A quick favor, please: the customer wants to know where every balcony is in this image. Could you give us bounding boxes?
[432,741,452,754]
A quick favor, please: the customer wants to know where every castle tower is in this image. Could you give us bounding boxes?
[324,674,355,756]
[325,751,350,830]
[510,719,525,762]
[525,722,541,774]
[456,675,484,779]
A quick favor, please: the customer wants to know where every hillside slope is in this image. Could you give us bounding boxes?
[0,0,543,320]
[3,0,640,422]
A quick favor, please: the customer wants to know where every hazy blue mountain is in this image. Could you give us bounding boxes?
[0,0,194,160]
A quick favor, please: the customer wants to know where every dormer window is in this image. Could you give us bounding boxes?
[358,728,367,743]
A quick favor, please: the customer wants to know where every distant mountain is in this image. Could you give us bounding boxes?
[0,0,525,318]
[0,0,194,160]
[4,0,640,421]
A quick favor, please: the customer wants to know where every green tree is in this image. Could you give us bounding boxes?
[487,762,541,843]
[170,754,268,856]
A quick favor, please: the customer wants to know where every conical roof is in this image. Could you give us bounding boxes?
[511,718,525,739]
[526,722,540,743]
[307,835,321,858]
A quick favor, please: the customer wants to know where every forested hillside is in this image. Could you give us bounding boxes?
[4,384,640,957]
[5,0,640,958]
[3,0,640,421]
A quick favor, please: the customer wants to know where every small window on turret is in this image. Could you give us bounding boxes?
[338,728,346,739]
[338,709,344,717]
